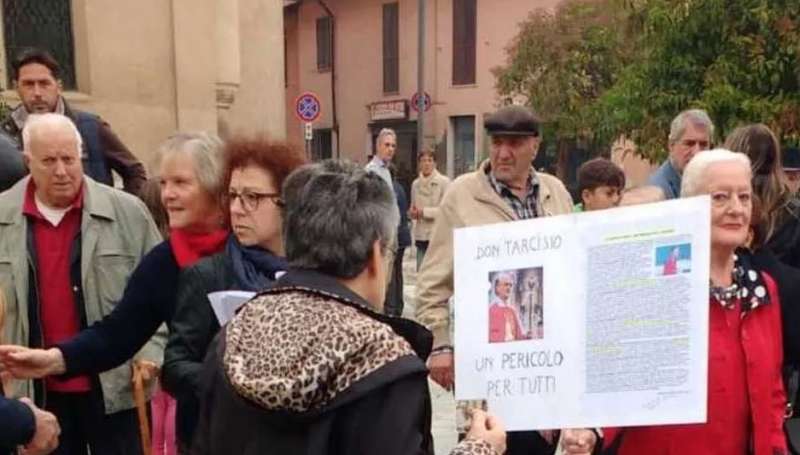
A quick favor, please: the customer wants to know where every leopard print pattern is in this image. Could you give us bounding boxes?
[224,287,415,413]
[450,438,498,455]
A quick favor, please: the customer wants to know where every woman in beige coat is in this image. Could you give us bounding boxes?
[410,149,451,270]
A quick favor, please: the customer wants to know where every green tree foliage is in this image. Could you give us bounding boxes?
[496,0,800,161]
[494,0,632,149]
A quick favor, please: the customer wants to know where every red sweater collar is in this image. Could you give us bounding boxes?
[22,179,84,220]
[169,228,228,268]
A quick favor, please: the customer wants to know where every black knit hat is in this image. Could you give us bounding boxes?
[484,105,540,137]
[784,147,800,171]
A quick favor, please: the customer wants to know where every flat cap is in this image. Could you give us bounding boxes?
[484,105,540,137]
[784,147,800,171]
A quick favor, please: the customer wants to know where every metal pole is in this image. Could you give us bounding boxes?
[416,0,426,156]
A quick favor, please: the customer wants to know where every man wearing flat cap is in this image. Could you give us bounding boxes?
[415,105,579,453]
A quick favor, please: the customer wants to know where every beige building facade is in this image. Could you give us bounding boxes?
[286,0,565,188]
[0,0,287,173]
[284,0,655,190]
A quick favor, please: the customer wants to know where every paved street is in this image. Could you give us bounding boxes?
[400,247,457,455]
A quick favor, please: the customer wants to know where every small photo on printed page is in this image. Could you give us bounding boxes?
[654,243,692,276]
[487,267,543,343]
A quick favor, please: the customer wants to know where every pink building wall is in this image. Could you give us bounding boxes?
[284,0,656,186]
[286,1,559,167]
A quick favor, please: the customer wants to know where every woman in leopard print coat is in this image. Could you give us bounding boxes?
[192,160,506,455]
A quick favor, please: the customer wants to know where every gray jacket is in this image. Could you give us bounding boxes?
[0,176,164,414]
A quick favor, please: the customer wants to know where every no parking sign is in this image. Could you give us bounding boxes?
[295,92,322,122]
[411,92,431,112]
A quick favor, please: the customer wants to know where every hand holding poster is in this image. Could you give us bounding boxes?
[453,196,711,431]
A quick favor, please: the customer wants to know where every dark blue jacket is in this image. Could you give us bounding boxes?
[393,180,411,249]
[0,106,110,187]
[0,395,34,452]
[57,241,180,375]
[0,101,147,194]
[73,111,112,186]
[0,132,25,193]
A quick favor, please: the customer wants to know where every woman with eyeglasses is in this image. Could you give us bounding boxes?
[603,149,788,455]
[160,137,306,451]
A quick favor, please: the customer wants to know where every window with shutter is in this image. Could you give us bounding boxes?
[453,115,476,175]
[383,3,399,93]
[316,16,332,72]
[312,129,333,160]
[452,0,476,85]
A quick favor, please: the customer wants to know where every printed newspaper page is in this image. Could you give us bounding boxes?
[453,196,710,431]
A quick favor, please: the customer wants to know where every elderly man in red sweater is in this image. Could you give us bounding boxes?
[0,113,162,455]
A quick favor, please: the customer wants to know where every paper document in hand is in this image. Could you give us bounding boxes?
[453,196,711,431]
[208,291,256,325]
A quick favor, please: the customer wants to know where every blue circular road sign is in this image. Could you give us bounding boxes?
[295,92,322,122]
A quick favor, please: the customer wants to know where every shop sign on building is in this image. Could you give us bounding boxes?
[370,99,407,121]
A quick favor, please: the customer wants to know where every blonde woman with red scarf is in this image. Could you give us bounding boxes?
[0,132,228,455]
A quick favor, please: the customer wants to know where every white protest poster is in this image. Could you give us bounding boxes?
[453,196,711,431]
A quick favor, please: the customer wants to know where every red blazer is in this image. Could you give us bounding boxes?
[489,303,524,343]
[605,272,788,455]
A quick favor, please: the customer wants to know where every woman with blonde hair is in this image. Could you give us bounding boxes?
[724,124,800,376]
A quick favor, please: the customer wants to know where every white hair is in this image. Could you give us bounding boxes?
[375,128,396,147]
[492,271,516,288]
[22,113,83,154]
[680,148,751,197]
[669,109,714,145]
[154,132,224,197]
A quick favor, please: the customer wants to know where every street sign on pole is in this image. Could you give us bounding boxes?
[304,122,313,141]
[295,92,322,122]
[411,92,432,113]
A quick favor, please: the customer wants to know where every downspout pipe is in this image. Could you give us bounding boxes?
[317,0,340,158]
[416,0,426,157]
